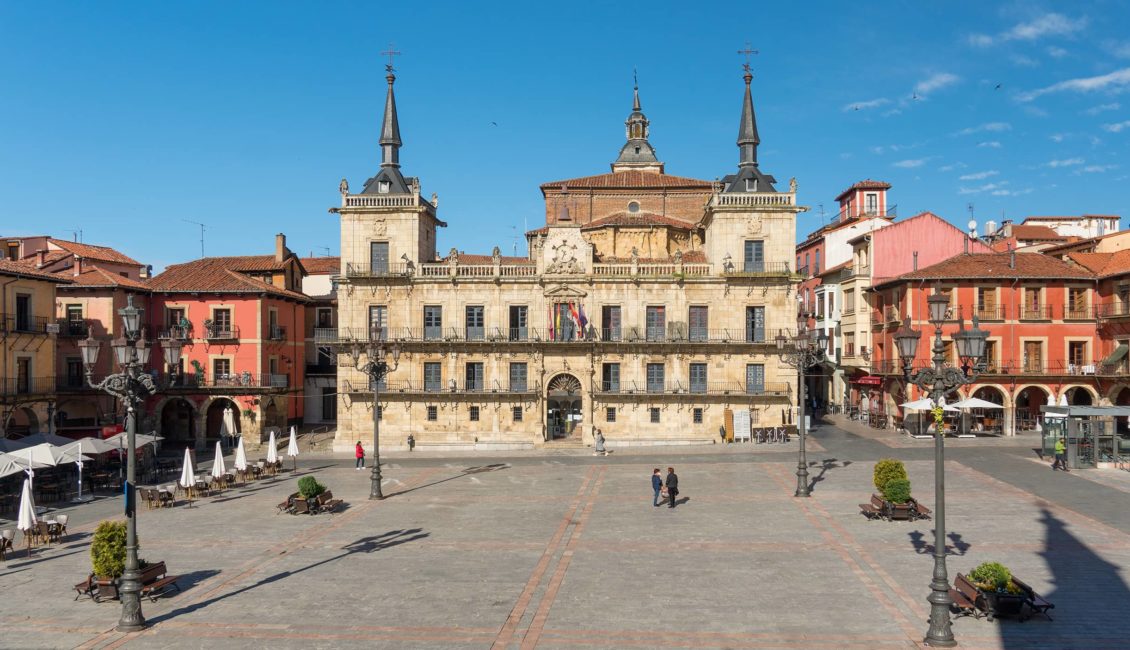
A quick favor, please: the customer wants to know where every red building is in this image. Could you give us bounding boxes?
[146,234,309,451]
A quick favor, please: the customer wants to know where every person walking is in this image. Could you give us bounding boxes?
[665,467,679,508]
[1052,437,1068,471]
[355,441,365,470]
[651,468,663,506]
[594,430,607,456]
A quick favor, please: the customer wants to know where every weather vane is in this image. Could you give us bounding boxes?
[381,43,402,73]
[737,42,759,74]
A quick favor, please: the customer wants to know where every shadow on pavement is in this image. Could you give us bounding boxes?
[907,530,971,556]
[384,464,510,498]
[807,458,852,493]
[146,528,430,625]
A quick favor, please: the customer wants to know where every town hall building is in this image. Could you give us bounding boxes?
[326,64,805,451]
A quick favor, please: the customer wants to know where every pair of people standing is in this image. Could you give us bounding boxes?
[651,467,679,508]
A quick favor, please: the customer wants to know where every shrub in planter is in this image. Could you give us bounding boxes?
[969,561,1023,594]
[297,475,326,500]
[873,458,908,492]
[91,520,137,579]
[881,478,912,504]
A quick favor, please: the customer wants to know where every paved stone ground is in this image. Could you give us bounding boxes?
[2,423,1129,649]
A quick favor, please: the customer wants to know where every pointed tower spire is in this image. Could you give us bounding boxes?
[737,66,760,168]
[612,70,663,173]
[362,46,411,195]
[632,68,641,112]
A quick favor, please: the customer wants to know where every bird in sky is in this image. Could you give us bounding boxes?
[912,91,919,100]
[994,83,1002,90]
[490,121,498,126]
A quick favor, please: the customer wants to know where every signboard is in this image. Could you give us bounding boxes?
[45,323,60,334]
[855,376,882,386]
[733,410,752,441]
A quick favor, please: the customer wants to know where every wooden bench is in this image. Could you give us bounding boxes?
[316,491,344,515]
[909,497,932,521]
[276,492,299,515]
[139,561,180,602]
[950,573,985,619]
[1012,576,1055,621]
[73,574,97,601]
[859,494,887,520]
[93,578,119,603]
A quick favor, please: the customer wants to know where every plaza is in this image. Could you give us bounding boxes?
[2,419,1129,649]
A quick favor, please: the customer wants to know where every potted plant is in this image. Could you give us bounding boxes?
[90,520,142,601]
[968,561,1026,618]
[880,478,914,519]
[297,475,326,501]
[873,458,908,494]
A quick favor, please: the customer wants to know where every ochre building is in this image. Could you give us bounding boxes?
[327,67,805,451]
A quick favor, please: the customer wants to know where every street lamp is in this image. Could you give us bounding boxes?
[78,295,182,632]
[350,325,400,500]
[775,314,828,497]
[894,291,987,648]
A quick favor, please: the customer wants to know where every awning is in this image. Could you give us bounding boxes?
[855,376,883,386]
[1103,344,1128,366]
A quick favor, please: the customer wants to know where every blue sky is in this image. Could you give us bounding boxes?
[2,2,1129,271]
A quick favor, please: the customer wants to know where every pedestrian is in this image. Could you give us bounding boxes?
[651,468,663,507]
[355,441,365,470]
[1052,437,1068,471]
[665,466,679,508]
[594,429,607,456]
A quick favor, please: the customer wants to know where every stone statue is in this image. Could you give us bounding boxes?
[722,253,735,273]
[630,247,640,263]
[339,178,349,195]
[673,250,683,263]
[431,192,439,207]
[448,247,459,266]
[492,246,502,264]
[789,177,798,192]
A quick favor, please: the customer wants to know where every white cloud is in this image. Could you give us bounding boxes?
[991,188,1034,197]
[839,152,853,159]
[1023,105,1050,118]
[939,162,967,172]
[1047,46,1069,58]
[1010,54,1038,67]
[1104,40,1130,58]
[956,122,1012,136]
[978,141,1003,148]
[843,97,890,112]
[1077,164,1118,173]
[970,13,1087,47]
[914,73,960,96]
[959,181,1009,195]
[1046,157,1085,167]
[1084,102,1120,115]
[1018,67,1130,102]
[881,108,903,117]
[893,158,929,168]
[1103,120,1130,133]
[1050,133,1066,143]
[959,170,999,181]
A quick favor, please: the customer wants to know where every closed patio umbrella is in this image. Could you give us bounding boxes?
[17,478,37,555]
[221,407,237,447]
[178,447,196,506]
[286,426,299,471]
[211,441,227,479]
[266,430,278,465]
[233,436,248,472]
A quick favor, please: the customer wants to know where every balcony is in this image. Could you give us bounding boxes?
[203,325,240,341]
[883,306,900,323]
[1064,307,1093,321]
[723,262,795,278]
[345,262,412,279]
[57,319,89,337]
[317,326,794,346]
[1095,302,1130,319]
[57,375,92,391]
[268,325,287,341]
[345,380,535,395]
[1018,305,1053,321]
[1,314,51,335]
[594,381,789,397]
[158,326,193,341]
[974,306,1007,322]
[1,376,55,397]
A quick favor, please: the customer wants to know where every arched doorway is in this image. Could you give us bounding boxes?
[1065,386,1094,406]
[1015,386,1049,432]
[4,407,40,435]
[1114,387,1130,433]
[205,398,241,442]
[264,398,285,432]
[971,386,1007,434]
[161,398,196,443]
[546,374,582,440]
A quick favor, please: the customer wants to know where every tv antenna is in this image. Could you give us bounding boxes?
[68,229,83,243]
[182,219,207,258]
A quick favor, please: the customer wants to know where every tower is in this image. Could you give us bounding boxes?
[610,76,664,173]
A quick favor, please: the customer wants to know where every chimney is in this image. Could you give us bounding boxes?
[913,251,918,271]
[141,264,153,279]
[1010,249,1016,269]
[985,220,996,237]
[36,249,47,268]
[964,237,969,254]
[73,255,82,276]
[275,233,286,262]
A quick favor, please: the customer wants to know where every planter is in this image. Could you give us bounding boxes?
[977,589,1026,620]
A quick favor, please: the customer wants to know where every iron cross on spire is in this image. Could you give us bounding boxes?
[381,43,402,73]
[737,42,759,74]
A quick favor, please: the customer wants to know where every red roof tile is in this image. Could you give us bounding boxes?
[1011,225,1066,241]
[835,179,891,201]
[439,253,533,265]
[581,211,697,231]
[0,259,72,283]
[1023,214,1120,221]
[57,267,150,290]
[149,257,308,301]
[299,257,340,275]
[594,250,707,263]
[48,239,141,266]
[1068,250,1130,278]
[882,253,1093,285]
[540,170,712,190]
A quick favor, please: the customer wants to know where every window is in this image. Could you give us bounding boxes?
[427,405,437,421]
[865,193,878,214]
[211,308,232,336]
[805,253,811,276]
[816,294,825,318]
[551,303,576,341]
[646,363,665,393]
[509,363,527,392]
[746,364,765,394]
[6,243,18,261]
[369,306,387,340]
[977,287,998,320]
[745,178,757,192]
[844,332,856,357]
[64,357,83,388]
[745,306,765,342]
[689,306,708,341]
[465,305,484,340]
[65,304,84,336]
[693,407,703,424]
[469,406,480,422]
[15,294,30,331]
[689,363,707,394]
[424,362,442,392]
[166,307,185,329]
[268,309,280,340]
[512,406,523,422]
[645,306,666,341]
[465,362,484,391]
[1068,341,1087,367]
[627,201,640,213]
[16,358,30,393]
[649,407,661,423]
[602,363,620,392]
[601,305,621,341]
[213,358,231,380]
[1067,288,1088,319]
[509,305,528,341]
[1022,287,1042,319]
[828,292,835,314]
[1023,341,1043,372]
[606,406,617,422]
[744,241,764,272]
[424,306,442,340]
[378,180,390,194]
[983,340,998,372]
[370,242,389,274]
[844,289,855,314]
[814,249,821,274]
[316,307,332,329]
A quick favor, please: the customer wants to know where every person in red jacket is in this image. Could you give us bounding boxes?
[355,441,365,470]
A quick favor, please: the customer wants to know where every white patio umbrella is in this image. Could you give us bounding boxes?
[0,438,31,452]
[286,426,299,471]
[57,437,117,503]
[0,455,48,479]
[178,447,195,489]
[17,478,37,555]
[949,397,1004,410]
[103,432,163,448]
[265,430,278,465]
[900,398,959,411]
[233,436,248,472]
[221,407,237,446]
[210,441,227,479]
[14,432,75,447]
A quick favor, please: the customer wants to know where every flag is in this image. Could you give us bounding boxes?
[577,304,588,329]
[554,305,561,340]
[568,303,581,327]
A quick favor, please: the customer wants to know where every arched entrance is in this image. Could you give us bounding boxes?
[205,398,241,442]
[4,407,40,435]
[264,398,284,432]
[1014,386,1049,433]
[546,374,582,440]
[1065,386,1095,406]
[1114,387,1130,433]
[161,398,196,443]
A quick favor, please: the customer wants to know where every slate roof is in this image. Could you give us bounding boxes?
[299,257,341,275]
[0,259,73,283]
[148,257,309,301]
[835,180,891,202]
[540,171,712,190]
[1011,225,1066,241]
[48,239,141,266]
[876,253,1093,287]
[581,212,697,231]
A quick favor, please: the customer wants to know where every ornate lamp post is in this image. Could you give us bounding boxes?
[776,314,828,497]
[77,295,182,632]
[349,325,400,500]
[893,291,987,648]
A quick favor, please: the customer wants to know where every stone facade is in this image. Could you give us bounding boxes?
[328,72,805,452]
